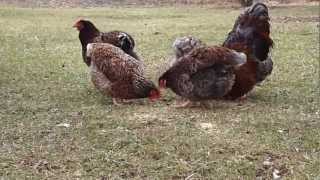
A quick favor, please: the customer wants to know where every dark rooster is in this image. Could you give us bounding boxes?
[87,43,160,105]
[73,19,139,66]
[222,3,274,100]
[159,40,246,107]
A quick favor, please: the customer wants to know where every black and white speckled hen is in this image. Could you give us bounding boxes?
[222,3,274,100]
[159,38,247,107]
[73,19,139,66]
[87,43,160,105]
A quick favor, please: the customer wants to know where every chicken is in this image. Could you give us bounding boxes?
[159,42,247,107]
[73,19,139,66]
[222,3,274,99]
[87,43,160,105]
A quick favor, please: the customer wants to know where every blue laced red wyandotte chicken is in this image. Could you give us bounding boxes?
[222,3,274,100]
[159,36,247,108]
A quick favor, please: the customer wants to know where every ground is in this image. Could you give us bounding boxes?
[0,5,319,179]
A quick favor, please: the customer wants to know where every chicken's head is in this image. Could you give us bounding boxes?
[149,89,161,101]
[72,19,98,33]
[72,18,85,31]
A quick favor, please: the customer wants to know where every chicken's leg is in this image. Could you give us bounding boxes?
[112,98,122,106]
[172,99,192,108]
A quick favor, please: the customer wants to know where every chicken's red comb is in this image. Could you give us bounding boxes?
[72,17,85,27]
[75,17,85,22]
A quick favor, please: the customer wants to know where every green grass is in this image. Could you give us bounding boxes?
[0,5,319,179]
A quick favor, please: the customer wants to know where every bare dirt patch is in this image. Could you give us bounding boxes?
[253,152,291,179]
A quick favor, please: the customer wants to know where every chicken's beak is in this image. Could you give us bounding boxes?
[72,23,79,30]
[72,21,82,31]
[149,94,160,102]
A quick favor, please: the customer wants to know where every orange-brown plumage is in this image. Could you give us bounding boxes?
[87,43,159,103]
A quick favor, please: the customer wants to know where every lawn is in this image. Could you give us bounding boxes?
[0,5,319,179]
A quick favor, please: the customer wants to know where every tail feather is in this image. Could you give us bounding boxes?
[118,32,134,52]
[231,51,247,67]
[127,50,140,60]
[172,36,203,58]
[118,32,140,60]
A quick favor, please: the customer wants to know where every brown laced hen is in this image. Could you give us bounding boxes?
[159,37,246,107]
[222,3,274,100]
[87,43,160,105]
[73,19,139,66]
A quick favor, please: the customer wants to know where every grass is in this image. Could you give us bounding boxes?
[0,5,319,179]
